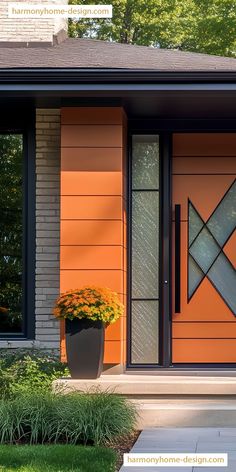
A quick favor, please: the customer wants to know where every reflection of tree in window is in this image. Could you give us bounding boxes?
[0,135,23,333]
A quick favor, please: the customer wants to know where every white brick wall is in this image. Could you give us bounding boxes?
[35,109,61,350]
[0,0,68,43]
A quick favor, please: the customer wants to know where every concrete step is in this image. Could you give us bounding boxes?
[54,374,236,395]
[133,398,236,428]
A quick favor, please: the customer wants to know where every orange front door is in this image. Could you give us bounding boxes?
[172,133,236,363]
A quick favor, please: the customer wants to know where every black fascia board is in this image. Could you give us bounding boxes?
[0,69,236,91]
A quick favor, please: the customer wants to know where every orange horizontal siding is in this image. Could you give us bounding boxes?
[61,125,123,148]
[61,147,123,172]
[173,133,236,157]
[105,318,123,341]
[61,220,123,246]
[61,171,122,196]
[104,341,122,363]
[173,339,236,363]
[61,196,123,220]
[61,246,123,270]
[60,269,124,294]
[61,107,124,125]
[60,107,127,367]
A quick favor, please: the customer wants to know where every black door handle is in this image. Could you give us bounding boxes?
[175,204,181,313]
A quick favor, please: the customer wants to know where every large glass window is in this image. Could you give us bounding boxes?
[130,135,160,364]
[0,135,24,334]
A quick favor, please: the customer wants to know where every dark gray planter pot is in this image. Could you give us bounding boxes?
[65,318,105,379]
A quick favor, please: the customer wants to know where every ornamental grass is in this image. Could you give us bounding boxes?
[0,390,137,446]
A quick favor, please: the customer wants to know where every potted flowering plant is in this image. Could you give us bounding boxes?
[53,286,124,379]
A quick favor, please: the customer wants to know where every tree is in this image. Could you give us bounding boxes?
[68,0,236,57]
[0,135,23,332]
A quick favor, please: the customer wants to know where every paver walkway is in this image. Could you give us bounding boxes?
[119,428,236,471]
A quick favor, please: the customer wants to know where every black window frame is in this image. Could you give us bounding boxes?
[127,130,171,368]
[0,105,36,339]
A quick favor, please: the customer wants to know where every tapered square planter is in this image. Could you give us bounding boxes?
[65,318,105,379]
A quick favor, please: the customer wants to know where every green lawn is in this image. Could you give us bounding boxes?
[0,445,117,472]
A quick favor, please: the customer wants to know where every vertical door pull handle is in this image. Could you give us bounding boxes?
[175,204,181,313]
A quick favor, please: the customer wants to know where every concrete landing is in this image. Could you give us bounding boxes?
[54,374,236,395]
[119,428,236,471]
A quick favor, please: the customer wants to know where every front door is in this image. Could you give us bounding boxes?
[172,133,236,364]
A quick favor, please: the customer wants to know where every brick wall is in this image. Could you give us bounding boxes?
[35,109,61,350]
[0,0,68,44]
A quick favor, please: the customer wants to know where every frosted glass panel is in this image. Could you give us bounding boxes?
[132,135,159,189]
[188,255,205,299]
[189,226,220,273]
[207,180,236,246]
[132,192,159,298]
[131,134,160,364]
[189,203,204,245]
[131,301,159,364]
[208,253,236,315]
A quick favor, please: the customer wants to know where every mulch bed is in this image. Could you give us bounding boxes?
[111,430,141,471]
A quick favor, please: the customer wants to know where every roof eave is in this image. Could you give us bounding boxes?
[0,69,236,91]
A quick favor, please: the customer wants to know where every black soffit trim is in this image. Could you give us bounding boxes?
[1,69,236,86]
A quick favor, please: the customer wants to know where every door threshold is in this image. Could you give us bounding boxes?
[125,368,236,376]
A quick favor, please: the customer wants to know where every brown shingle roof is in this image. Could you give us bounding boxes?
[1,38,236,70]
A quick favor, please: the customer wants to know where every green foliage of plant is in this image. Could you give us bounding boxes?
[68,0,236,57]
[0,444,117,472]
[0,134,23,333]
[0,390,137,446]
[0,351,69,398]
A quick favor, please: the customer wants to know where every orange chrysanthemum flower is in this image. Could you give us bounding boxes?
[52,286,124,324]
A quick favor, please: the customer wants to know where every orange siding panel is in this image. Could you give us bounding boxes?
[61,220,123,246]
[173,133,236,157]
[104,341,121,363]
[60,269,124,294]
[61,246,123,270]
[105,318,122,341]
[61,196,123,220]
[61,125,123,148]
[61,147,122,172]
[60,107,127,366]
[173,339,236,363]
[61,171,122,196]
[61,107,124,125]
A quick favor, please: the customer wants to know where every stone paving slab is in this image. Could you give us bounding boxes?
[119,428,236,472]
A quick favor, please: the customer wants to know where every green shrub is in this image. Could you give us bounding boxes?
[0,390,137,446]
[0,351,69,398]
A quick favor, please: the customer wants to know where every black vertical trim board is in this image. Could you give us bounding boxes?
[25,108,36,339]
[0,104,36,339]
[127,132,132,366]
